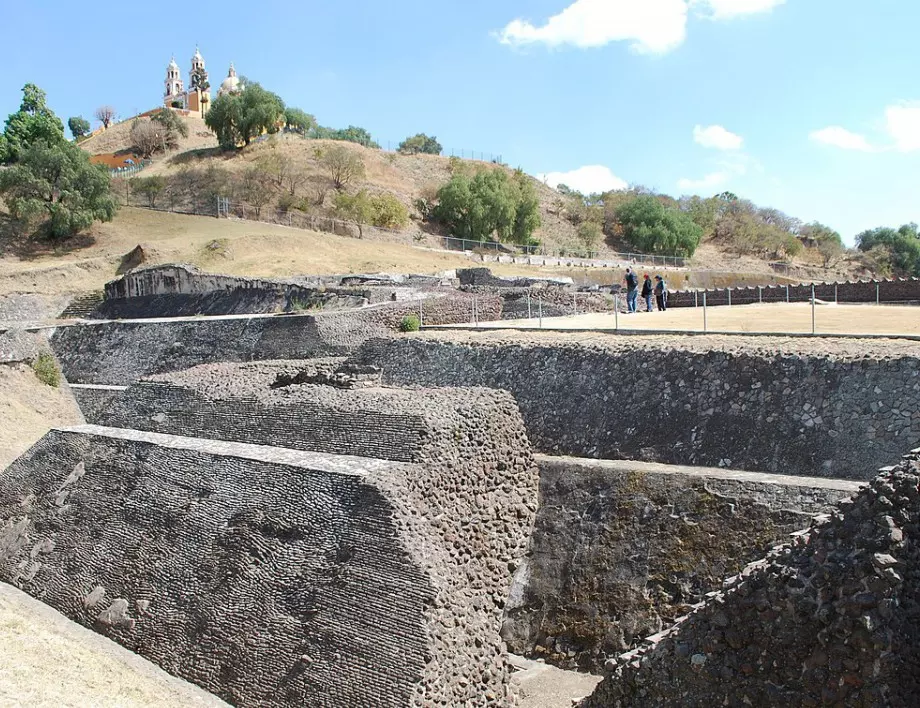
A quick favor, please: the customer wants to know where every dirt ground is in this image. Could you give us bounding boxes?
[465,302,920,337]
[0,583,228,708]
[511,655,602,708]
[0,364,83,470]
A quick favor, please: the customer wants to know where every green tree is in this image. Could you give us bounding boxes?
[800,222,844,268]
[398,133,443,155]
[334,189,374,237]
[284,108,316,136]
[130,175,167,208]
[0,139,117,238]
[68,116,91,140]
[332,125,379,148]
[205,80,285,149]
[432,167,541,245]
[151,108,189,148]
[614,195,703,257]
[0,84,66,163]
[576,221,603,253]
[322,145,365,191]
[856,224,920,276]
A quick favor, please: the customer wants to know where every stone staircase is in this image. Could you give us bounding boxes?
[59,292,104,320]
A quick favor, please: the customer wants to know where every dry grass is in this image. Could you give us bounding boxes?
[466,302,920,337]
[80,115,218,157]
[0,582,228,707]
[0,364,83,469]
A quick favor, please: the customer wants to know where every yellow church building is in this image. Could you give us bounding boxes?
[163,48,243,118]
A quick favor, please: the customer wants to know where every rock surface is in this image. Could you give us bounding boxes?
[352,330,920,479]
[581,448,920,707]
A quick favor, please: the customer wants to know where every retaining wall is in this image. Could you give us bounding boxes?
[50,295,501,385]
[582,449,920,707]
[503,456,858,671]
[668,277,920,308]
[351,331,920,479]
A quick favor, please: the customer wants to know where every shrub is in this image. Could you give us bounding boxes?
[32,352,61,387]
[371,193,409,229]
[399,314,421,332]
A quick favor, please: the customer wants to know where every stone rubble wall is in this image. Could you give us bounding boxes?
[581,448,920,708]
[0,377,538,708]
[350,331,920,479]
[92,289,370,319]
[49,294,500,386]
[0,329,44,365]
[502,456,859,672]
[667,276,920,308]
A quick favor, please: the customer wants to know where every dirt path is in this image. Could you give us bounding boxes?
[463,302,920,337]
[511,655,602,707]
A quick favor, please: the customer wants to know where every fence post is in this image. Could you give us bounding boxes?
[758,286,762,304]
[694,291,699,308]
[703,292,708,333]
[728,288,732,307]
[539,299,543,328]
[786,285,790,303]
[876,282,880,305]
[835,284,838,304]
[418,298,424,328]
[614,294,619,331]
[811,284,816,335]
[527,292,532,319]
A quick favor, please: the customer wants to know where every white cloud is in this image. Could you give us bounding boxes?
[539,165,629,194]
[496,0,789,54]
[497,0,688,55]
[885,102,920,152]
[692,0,786,20]
[677,172,731,192]
[693,124,743,150]
[809,126,875,152]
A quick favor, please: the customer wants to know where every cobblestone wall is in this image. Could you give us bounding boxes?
[502,456,859,672]
[582,448,920,707]
[352,331,920,479]
[0,385,538,707]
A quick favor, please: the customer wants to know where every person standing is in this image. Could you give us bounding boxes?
[641,274,654,312]
[624,267,639,313]
[654,275,668,312]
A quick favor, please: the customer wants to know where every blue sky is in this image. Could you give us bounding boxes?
[2,0,918,243]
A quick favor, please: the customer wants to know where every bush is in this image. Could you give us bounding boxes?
[371,193,409,229]
[399,314,421,332]
[32,352,61,387]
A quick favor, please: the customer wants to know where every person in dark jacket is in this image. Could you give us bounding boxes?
[641,274,654,312]
[624,267,639,313]
[654,275,668,312]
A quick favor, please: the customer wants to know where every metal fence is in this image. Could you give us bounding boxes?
[109,160,152,177]
[439,235,689,268]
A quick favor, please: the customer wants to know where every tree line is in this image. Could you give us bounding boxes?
[0,84,116,238]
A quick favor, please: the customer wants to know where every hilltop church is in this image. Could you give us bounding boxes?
[163,48,242,118]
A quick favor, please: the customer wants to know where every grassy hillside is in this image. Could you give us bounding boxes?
[74,115,866,282]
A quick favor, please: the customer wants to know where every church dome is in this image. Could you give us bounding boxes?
[218,63,241,95]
